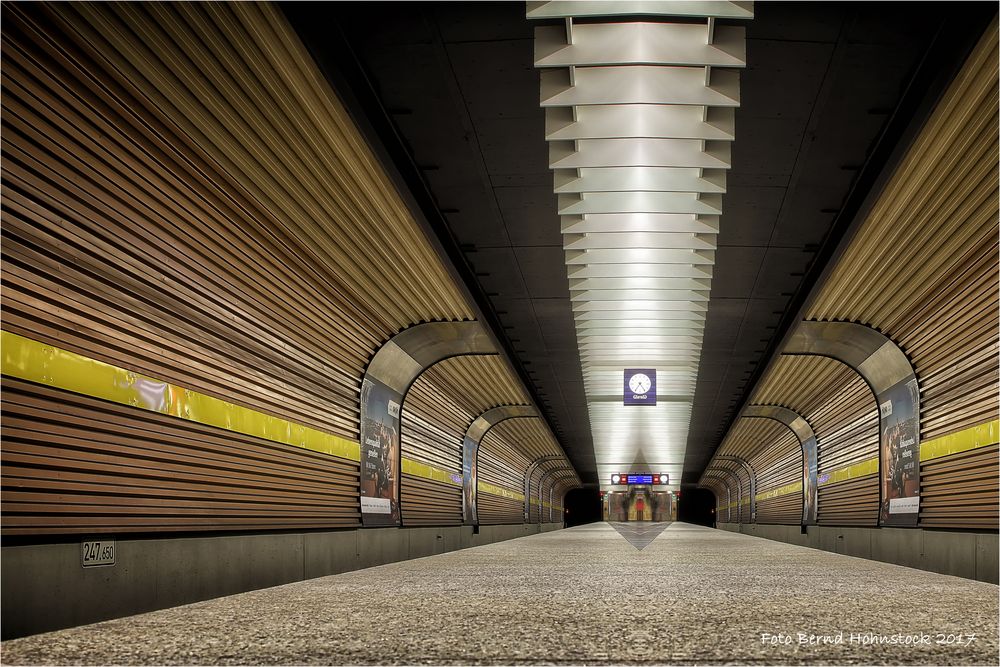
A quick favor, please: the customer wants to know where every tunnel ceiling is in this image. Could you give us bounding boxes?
[284,2,972,486]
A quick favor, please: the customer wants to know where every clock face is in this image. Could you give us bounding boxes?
[628,373,651,394]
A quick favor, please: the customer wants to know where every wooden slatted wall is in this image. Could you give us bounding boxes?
[477,419,576,524]
[704,21,997,532]
[920,445,999,529]
[534,459,566,522]
[3,379,361,534]
[805,19,999,530]
[709,418,802,525]
[528,472,542,523]
[525,426,580,522]
[1,3,478,535]
[751,356,880,526]
[749,423,801,525]
[478,426,529,525]
[400,356,530,526]
[703,475,732,522]
[714,460,749,522]
[733,465,752,523]
[399,376,467,527]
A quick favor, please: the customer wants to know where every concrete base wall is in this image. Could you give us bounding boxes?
[1,522,563,640]
[717,523,999,584]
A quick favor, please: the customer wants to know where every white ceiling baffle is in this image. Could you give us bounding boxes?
[528,1,752,492]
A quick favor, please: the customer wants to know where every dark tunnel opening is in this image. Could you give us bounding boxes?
[564,487,602,526]
[677,486,717,527]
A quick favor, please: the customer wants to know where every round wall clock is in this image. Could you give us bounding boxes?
[628,373,651,394]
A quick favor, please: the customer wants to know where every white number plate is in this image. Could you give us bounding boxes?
[81,539,116,567]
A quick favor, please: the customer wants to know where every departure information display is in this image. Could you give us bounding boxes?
[610,473,669,485]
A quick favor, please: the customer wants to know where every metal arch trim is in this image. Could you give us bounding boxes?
[783,321,911,396]
[461,406,539,526]
[703,468,739,523]
[715,454,756,523]
[781,319,920,527]
[468,406,538,443]
[366,321,497,393]
[740,405,818,525]
[361,321,496,527]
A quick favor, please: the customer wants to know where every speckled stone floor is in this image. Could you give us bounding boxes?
[3,522,997,666]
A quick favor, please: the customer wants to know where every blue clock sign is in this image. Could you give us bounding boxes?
[624,369,656,406]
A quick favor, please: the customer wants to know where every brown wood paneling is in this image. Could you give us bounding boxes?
[804,21,998,530]
[475,418,577,525]
[479,427,529,500]
[709,460,750,523]
[756,492,802,525]
[477,493,524,526]
[399,475,462,527]
[919,445,999,529]
[1,3,476,536]
[399,356,532,526]
[2,379,360,535]
[474,417,578,525]
[529,474,542,523]
[817,475,880,527]
[713,22,998,531]
[705,416,802,525]
[746,356,880,526]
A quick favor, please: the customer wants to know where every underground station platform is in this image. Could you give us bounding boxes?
[1,1,998,665]
[2,524,998,665]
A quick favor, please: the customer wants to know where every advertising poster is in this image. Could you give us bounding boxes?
[879,377,920,526]
[462,435,478,525]
[802,436,818,525]
[360,377,401,526]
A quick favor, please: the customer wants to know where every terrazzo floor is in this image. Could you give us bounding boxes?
[2,522,997,666]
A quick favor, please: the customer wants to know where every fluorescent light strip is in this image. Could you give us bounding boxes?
[530,7,750,491]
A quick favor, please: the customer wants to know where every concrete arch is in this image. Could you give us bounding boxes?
[462,406,538,526]
[715,454,756,523]
[784,320,920,526]
[740,406,816,525]
[361,321,496,526]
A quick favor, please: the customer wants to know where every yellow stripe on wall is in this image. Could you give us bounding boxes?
[400,459,462,486]
[815,420,999,487]
[756,480,802,502]
[920,419,998,461]
[713,420,999,498]
[720,416,1000,501]
[478,482,525,502]
[1,331,474,492]
[818,458,879,487]
[1,330,362,460]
